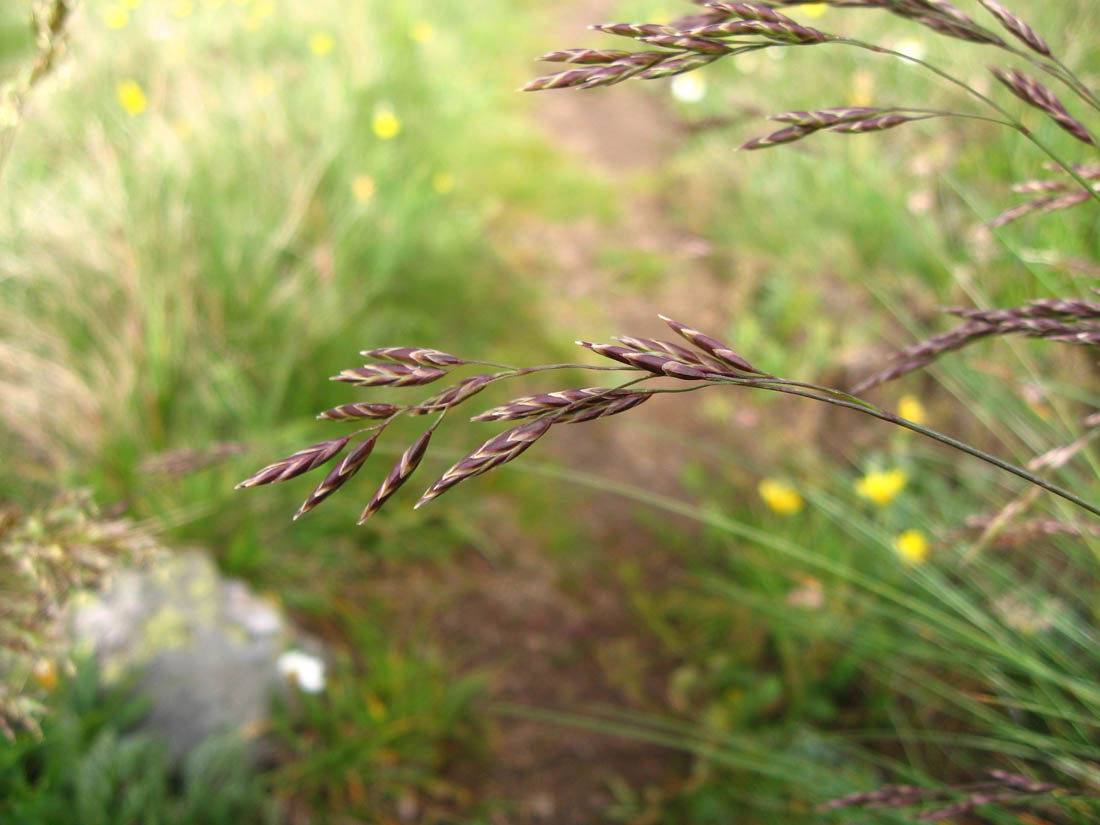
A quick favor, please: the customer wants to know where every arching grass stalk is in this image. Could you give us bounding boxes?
[239,312,1100,523]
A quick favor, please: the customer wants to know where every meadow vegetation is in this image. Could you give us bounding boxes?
[2,0,1100,822]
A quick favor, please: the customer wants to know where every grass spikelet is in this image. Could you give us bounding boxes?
[614,335,726,370]
[317,402,401,421]
[977,0,1050,57]
[990,66,1094,146]
[682,19,829,45]
[637,34,734,55]
[416,418,554,508]
[293,433,380,520]
[738,124,818,151]
[704,2,799,26]
[413,373,497,414]
[471,387,640,422]
[330,363,450,387]
[235,435,352,488]
[590,22,676,39]
[358,428,435,523]
[658,315,760,374]
[521,54,668,91]
[358,347,464,367]
[826,113,930,133]
[635,52,723,80]
[854,306,1100,392]
[576,341,711,379]
[769,107,885,127]
[553,392,651,423]
[536,49,634,64]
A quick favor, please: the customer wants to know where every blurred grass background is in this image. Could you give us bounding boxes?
[3,0,1100,822]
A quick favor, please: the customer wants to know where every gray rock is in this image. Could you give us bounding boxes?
[67,551,316,761]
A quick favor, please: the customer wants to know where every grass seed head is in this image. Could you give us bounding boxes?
[416,418,554,508]
[317,402,401,421]
[358,428,434,523]
[293,433,380,520]
[471,387,638,422]
[658,315,759,374]
[358,347,464,367]
[236,435,352,488]
[330,363,450,387]
[536,49,634,64]
[977,0,1050,56]
[990,66,1094,146]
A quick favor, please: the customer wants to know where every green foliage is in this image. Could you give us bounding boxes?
[0,660,273,825]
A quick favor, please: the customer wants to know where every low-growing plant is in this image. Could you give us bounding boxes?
[240,0,1100,820]
[0,658,274,825]
[0,493,159,737]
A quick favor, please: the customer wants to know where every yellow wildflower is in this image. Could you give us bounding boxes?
[102,6,130,29]
[758,479,804,515]
[897,395,928,427]
[116,80,148,115]
[409,22,435,43]
[309,31,335,56]
[122,0,143,8]
[799,3,827,17]
[372,104,401,140]
[855,468,907,506]
[352,174,376,202]
[171,0,195,18]
[893,529,928,564]
[202,0,227,7]
[432,171,455,194]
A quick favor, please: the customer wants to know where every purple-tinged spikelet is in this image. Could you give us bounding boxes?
[635,52,722,80]
[330,364,450,387]
[471,387,642,422]
[990,67,1094,146]
[537,48,634,64]
[293,434,380,520]
[235,435,352,488]
[358,347,464,367]
[554,392,651,423]
[416,418,554,508]
[358,428,434,523]
[977,0,1050,56]
[683,19,828,44]
[576,341,712,379]
[704,2,798,26]
[317,402,401,421]
[826,113,922,133]
[590,22,676,38]
[638,34,734,55]
[522,53,669,91]
[769,107,884,127]
[658,315,760,373]
[738,124,817,150]
[413,373,498,414]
